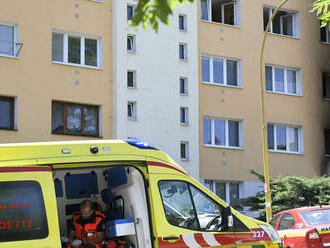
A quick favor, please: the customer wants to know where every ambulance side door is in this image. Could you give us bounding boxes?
[148,173,237,248]
[0,166,61,248]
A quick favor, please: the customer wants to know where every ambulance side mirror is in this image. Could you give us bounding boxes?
[225,206,234,228]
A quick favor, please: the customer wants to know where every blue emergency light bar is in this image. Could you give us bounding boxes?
[125,138,158,150]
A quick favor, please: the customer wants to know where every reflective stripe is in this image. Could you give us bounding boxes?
[202,233,221,246]
[323,243,330,246]
[182,234,202,248]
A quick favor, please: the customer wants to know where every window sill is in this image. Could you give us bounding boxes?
[181,158,190,162]
[179,58,188,62]
[202,82,242,89]
[51,132,102,138]
[265,90,302,97]
[180,93,189,96]
[179,29,188,32]
[265,32,300,40]
[180,123,190,127]
[321,42,330,45]
[322,97,330,101]
[127,117,137,121]
[204,144,244,150]
[200,20,242,29]
[0,128,18,132]
[52,61,102,70]
[268,150,304,155]
[127,86,137,89]
[127,50,136,54]
[0,54,19,59]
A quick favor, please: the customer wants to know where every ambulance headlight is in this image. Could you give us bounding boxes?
[259,224,281,242]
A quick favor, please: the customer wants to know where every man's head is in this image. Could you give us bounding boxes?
[80,200,95,219]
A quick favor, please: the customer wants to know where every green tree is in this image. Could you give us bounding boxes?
[132,0,330,31]
[241,170,330,221]
[312,0,330,29]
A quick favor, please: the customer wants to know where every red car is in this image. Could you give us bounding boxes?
[269,206,330,248]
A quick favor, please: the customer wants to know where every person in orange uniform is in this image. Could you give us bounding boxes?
[68,200,106,248]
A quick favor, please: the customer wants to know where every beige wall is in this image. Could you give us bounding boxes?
[0,0,112,143]
[199,0,330,181]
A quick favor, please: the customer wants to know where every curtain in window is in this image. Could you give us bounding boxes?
[67,104,82,134]
[275,68,285,92]
[287,70,297,94]
[213,59,223,84]
[276,125,287,150]
[227,60,238,86]
[214,120,225,146]
[215,182,226,200]
[201,0,209,20]
[51,102,64,133]
[202,57,210,82]
[85,38,97,66]
[68,36,81,64]
[84,106,98,136]
[0,25,14,56]
[229,183,239,207]
[203,118,211,145]
[282,15,293,36]
[265,66,273,91]
[288,127,298,152]
[52,33,63,62]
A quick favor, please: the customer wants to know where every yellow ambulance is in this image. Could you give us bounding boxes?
[0,139,283,248]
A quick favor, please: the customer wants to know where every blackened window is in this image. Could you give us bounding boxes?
[52,101,99,137]
[323,73,330,99]
[0,96,14,130]
[0,181,48,242]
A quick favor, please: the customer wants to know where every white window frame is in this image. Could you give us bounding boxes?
[52,30,102,69]
[202,55,241,87]
[127,70,137,88]
[265,64,302,96]
[127,101,137,120]
[0,22,19,58]
[268,123,304,154]
[203,180,242,205]
[127,4,135,21]
[263,6,299,38]
[180,77,188,95]
[127,34,136,53]
[178,14,187,31]
[180,141,189,161]
[204,117,244,149]
[202,0,240,27]
[180,107,189,125]
[179,43,187,61]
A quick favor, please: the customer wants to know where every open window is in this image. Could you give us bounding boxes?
[201,0,240,26]
[263,6,299,38]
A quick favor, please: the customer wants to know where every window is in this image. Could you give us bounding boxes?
[203,117,243,148]
[278,213,295,230]
[270,214,281,229]
[325,129,330,155]
[52,101,99,137]
[180,142,189,160]
[0,96,15,130]
[52,32,101,68]
[159,181,225,231]
[127,70,137,88]
[179,43,187,60]
[127,101,137,120]
[201,0,240,26]
[323,73,330,99]
[267,124,303,153]
[180,107,189,125]
[203,180,241,210]
[263,7,299,37]
[180,77,188,95]
[127,35,136,52]
[127,5,134,21]
[0,24,19,57]
[0,181,48,242]
[179,14,187,30]
[320,24,330,43]
[202,56,240,87]
[265,65,301,95]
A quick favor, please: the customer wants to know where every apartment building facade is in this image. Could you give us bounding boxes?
[112,1,200,179]
[0,0,112,143]
[199,0,330,211]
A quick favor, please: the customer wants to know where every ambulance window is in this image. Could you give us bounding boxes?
[190,185,224,231]
[278,213,295,230]
[159,181,199,230]
[0,181,49,242]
